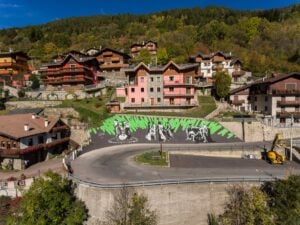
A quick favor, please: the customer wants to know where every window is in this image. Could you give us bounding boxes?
[1,141,5,147]
[170,98,175,105]
[265,106,268,111]
[265,96,268,102]
[169,87,174,92]
[186,98,191,105]
[150,77,154,82]
[131,88,135,93]
[186,87,191,94]
[157,98,161,103]
[141,88,144,92]
[157,77,161,82]
[131,98,135,103]
[70,64,76,71]
[141,77,144,83]
[141,98,144,103]
[254,106,257,111]
[13,142,17,148]
[28,138,33,146]
[157,87,161,92]
[169,76,174,81]
[38,136,44,144]
[150,87,154,92]
[254,96,257,101]
[207,69,210,73]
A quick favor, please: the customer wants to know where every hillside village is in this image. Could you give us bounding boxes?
[0,4,300,225]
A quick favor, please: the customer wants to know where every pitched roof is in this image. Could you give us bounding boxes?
[0,114,60,139]
[0,51,31,60]
[43,54,98,67]
[93,47,131,58]
[190,51,233,60]
[123,61,198,73]
[230,72,300,94]
[130,41,158,48]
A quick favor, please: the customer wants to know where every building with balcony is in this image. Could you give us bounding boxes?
[40,54,99,90]
[230,72,300,125]
[130,41,157,58]
[92,48,131,85]
[117,61,198,110]
[0,114,70,170]
[0,51,31,85]
[189,52,251,87]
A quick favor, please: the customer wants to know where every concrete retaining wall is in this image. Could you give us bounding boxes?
[5,100,62,109]
[76,182,259,225]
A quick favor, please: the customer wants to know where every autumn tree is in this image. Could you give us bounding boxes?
[261,175,300,225]
[7,171,88,225]
[219,185,273,225]
[214,72,231,100]
[104,186,157,225]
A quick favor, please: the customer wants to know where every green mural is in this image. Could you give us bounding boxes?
[90,115,236,139]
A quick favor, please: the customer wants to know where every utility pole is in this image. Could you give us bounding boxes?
[290,114,293,161]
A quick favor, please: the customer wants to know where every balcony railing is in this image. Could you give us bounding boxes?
[277,111,300,118]
[163,93,194,98]
[0,137,70,156]
[272,89,300,95]
[232,70,246,76]
[231,99,245,105]
[124,102,196,108]
[163,82,195,87]
[277,100,300,107]
[40,67,93,76]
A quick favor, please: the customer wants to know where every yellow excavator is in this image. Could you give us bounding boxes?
[266,133,285,164]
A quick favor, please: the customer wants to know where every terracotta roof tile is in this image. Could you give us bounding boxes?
[0,114,60,139]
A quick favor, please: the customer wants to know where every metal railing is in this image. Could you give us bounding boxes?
[69,174,280,189]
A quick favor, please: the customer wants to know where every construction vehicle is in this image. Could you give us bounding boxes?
[266,133,285,164]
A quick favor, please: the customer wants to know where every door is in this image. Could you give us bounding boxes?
[150,98,154,106]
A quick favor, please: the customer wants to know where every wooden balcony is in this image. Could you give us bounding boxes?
[163,82,195,87]
[277,111,300,119]
[0,137,69,157]
[40,67,93,76]
[271,89,300,96]
[232,70,246,77]
[232,99,245,105]
[164,93,194,98]
[47,76,93,85]
[277,100,300,107]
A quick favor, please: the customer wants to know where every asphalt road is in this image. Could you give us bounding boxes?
[71,143,300,185]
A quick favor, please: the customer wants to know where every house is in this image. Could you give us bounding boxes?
[190,52,251,89]
[0,114,70,170]
[0,51,31,86]
[39,54,99,90]
[117,61,198,110]
[230,72,300,125]
[93,48,131,84]
[130,41,157,58]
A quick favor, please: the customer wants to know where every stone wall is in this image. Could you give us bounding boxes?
[76,182,259,225]
[5,100,62,109]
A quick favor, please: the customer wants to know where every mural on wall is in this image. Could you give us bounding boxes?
[89,115,241,147]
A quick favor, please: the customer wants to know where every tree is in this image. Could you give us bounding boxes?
[157,48,169,65]
[132,49,153,65]
[29,74,40,90]
[7,171,88,225]
[261,175,300,225]
[214,72,231,100]
[104,186,157,225]
[219,185,273,225]
[17,89,25,98]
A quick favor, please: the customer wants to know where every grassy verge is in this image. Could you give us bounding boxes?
[136,151,168,166]
[124,96,217,118]
[58,88,114,127]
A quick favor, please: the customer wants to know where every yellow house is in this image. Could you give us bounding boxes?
[0,51,31,85]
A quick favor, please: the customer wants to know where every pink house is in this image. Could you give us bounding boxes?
[119,61,199,109]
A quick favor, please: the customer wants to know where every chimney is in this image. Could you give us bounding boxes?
[44,119,49,127]
[24,124,29,131]
[32,114,36,119]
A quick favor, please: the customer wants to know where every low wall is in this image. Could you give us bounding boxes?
[5,100,62,109]
[76,182,259,225]
[44,107,80,118]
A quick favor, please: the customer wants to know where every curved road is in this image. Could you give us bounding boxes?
[71,142,300,185]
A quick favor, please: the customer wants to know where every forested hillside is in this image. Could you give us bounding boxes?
[0,5,300,75]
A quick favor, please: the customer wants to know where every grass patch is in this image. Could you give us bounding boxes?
[136,151,168,166]
[58,88,114,127]
[124,96,216,118]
